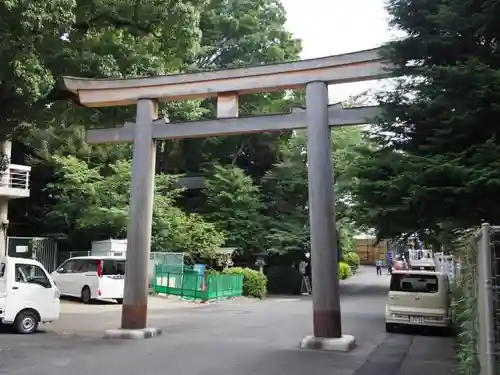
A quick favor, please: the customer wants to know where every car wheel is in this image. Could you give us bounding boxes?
[116,299,123,304]
[14,310,39,334]
[385,323,396,333]
[81,286,91,304]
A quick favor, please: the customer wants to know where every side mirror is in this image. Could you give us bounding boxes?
[57,268,65,273]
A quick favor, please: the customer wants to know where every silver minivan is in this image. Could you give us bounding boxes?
[385,270,451,333]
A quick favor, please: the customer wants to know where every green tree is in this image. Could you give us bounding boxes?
[156,0,303,180]
[46,156,225,257]
[263,126,367,255]
[10,0,303,238]
[6,0,207,236]
[1,0,205,138]
[349,0,500,239]
[203,165,265,254]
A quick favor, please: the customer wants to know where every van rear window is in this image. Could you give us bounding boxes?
[102,260,125,275]
[390,274,438,293]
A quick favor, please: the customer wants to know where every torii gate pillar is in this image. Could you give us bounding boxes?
[121,99,158,330]
[300,82,355,351]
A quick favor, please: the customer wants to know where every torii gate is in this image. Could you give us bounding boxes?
[61,47,389,349]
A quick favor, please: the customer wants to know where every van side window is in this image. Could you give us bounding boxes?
[74,259,100,273]
[87,260,100,272]
[59,260,76,273]
[0,263,5,277]
[390,274,439,293]
[15,263,50,287]
[73,260,87,273]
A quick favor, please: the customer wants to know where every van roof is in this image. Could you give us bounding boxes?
[66,256,126,260]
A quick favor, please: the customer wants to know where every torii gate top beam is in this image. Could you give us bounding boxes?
[61,47,390,108]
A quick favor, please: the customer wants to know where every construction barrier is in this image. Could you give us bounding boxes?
[154,268,243,301]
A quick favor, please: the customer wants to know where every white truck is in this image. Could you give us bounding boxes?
[408,249,436,271]
[0,256,60,333]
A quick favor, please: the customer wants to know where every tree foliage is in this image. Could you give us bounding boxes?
[263,127,368,255]
[46,156,225,257]
[203,164,265,254]
[1,0,205,139]
[8,0,303,240]
[350,0,500,239]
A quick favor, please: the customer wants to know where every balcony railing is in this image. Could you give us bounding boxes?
[0,164,31,197]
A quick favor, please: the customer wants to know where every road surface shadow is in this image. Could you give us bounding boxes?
[60,296,119,305]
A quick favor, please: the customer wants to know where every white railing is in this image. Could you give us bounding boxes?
[0,164,30,190]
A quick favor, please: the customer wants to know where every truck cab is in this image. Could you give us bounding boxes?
[408,249,436,271]
[0,256,60,333]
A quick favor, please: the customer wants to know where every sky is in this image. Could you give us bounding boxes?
[280,0,393,103]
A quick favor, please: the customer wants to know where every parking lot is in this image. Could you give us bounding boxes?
[0,267,456,375]
[43,296,208,335]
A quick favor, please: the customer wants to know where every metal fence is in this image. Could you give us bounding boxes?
[488,226,500,374]
[7,237,58,272]
[154,269,243,301]
[455,224,499,375]
[149,252,185,288]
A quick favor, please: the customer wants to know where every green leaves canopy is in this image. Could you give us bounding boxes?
[349,0,500,239]
[46,156,225,257]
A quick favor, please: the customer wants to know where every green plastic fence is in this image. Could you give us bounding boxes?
[154,269,243,301]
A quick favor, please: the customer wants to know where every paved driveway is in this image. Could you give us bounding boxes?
[0,267,455,375]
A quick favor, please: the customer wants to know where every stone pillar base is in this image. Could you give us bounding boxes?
[300,334,356,352]
[104,327,162,340]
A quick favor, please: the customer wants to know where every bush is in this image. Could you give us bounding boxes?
[338,262,352,280]
[223,267,267,299]
[344,251,360,273]
[265,266,303,295]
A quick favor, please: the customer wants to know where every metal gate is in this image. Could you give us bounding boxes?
[6,236,58,273]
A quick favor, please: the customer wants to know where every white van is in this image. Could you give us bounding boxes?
[0,256,60,334]
[385,270,451,333]
[51,256,125,304]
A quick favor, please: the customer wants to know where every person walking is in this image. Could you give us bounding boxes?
[375,259,383,275]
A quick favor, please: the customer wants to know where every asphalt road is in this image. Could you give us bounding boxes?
[0,267,454,375]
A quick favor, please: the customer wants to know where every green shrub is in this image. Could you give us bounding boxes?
[223,267,267,299]
[344,252,360,273]
[265,266,303,295]
[205,268,220,276]
[338,261,352,280]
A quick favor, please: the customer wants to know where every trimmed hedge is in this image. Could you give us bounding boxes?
[223,267,267,299]
[343,252,360,273]
[339,261,352,280]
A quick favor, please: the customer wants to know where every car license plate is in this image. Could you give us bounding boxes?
[409,316,424,324]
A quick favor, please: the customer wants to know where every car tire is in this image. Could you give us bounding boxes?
[116,299,123,304]
[81,286,91,304]
[385,323,396,333]
[14,310,39,334]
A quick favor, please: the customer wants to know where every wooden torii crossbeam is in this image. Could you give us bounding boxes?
[86,104,381,143]
[61,47,390,348]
